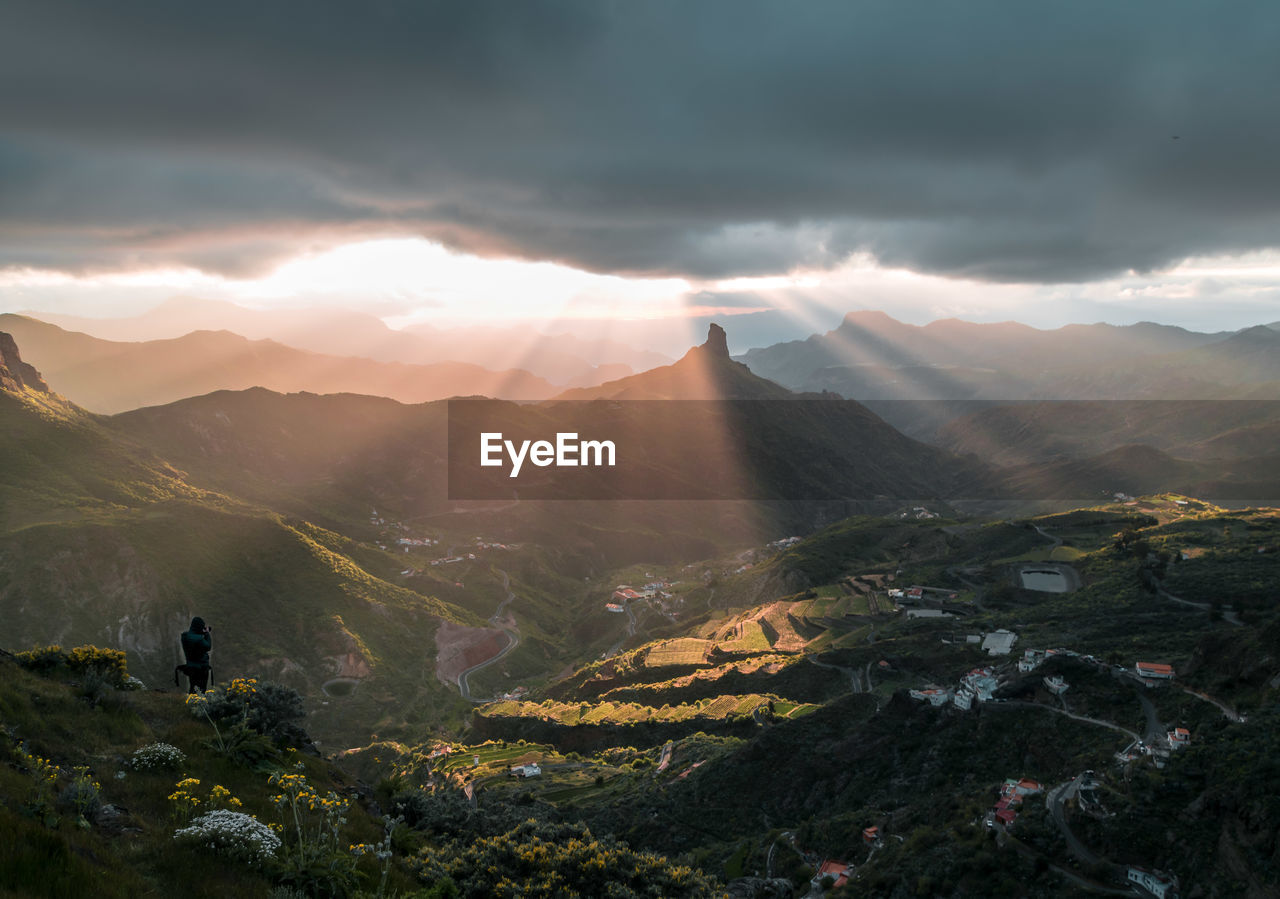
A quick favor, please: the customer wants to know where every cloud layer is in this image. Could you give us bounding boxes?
[4,0,1280,282]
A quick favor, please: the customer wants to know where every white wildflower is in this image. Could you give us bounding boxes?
[129,742,186,770]
[173,809,281,865]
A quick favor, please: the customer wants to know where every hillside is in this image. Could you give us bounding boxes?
[0,333,480,748]
[937,400,1280,466]
[0,314,559,413]
[0,655,719,898]
[340,498,1279,895]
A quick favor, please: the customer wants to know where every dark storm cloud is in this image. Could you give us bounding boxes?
[3,0,1280,281]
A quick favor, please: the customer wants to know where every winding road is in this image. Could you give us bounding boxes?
[457,568,521,702]
[1156,585,1243,627]
[604,602,638,659]
[993,700,1141,742]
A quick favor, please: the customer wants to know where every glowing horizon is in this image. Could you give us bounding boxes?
[3,238,1280,357]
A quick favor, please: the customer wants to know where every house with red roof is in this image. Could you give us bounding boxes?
[1134,661,1175,683]
[811,860,852,889]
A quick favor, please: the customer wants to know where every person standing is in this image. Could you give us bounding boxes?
[179,616,212,694]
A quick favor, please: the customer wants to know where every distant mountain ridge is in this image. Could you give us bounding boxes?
[0,314,560,413]
[735,309,1255,402]
[30,297,671,386]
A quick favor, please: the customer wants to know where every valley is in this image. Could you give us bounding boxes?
[1,321,1278,897]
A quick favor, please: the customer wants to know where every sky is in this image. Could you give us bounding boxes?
[3,0,1280,352]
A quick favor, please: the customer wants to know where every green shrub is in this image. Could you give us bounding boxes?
[65,645,130,686]
[14,645,67,673]
[201,679,309,746]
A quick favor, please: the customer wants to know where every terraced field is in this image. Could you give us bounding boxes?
[716,619,772,654]
[645,637,712,666]
[477,693,817,728]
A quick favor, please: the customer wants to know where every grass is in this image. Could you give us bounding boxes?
[0,656,399,898]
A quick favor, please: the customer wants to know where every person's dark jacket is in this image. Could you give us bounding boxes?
[181,617,212,668]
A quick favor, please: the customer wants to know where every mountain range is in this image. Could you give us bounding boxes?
[0,313,560,413]
[737,310,1277,401]
[31,297,671,386]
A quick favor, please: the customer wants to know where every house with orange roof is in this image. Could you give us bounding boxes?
[1134,661,1175,680]
[811,860,852,889]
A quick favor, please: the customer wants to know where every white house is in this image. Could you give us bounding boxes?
[909,688,951,707]
[961,666,999,702]
[1128,866,1178,898]
[510,764,541,778]
[1018,649,1046,673]
[1043,676,1069,695]
[982,629,1017,656]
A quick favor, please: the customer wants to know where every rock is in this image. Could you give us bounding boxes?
[0,332,50,394]
[96,803,141,836]
[703,323,730,359]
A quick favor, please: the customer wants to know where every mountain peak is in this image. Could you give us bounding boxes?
[0,332,50,395]
[703,323,729,359]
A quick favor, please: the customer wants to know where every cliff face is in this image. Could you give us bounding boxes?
[0,331,50,394]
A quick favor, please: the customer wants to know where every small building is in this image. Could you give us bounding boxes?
[1043,675,1069,695]
[862,826,881,846]
[1011,778,1042,797]
[993,807,1017,827]
[509,764,541,778]
[1167,727,1190,750]
[953,689,974,711]
[812,860,852,890]
[1134,662,1175,680]
[909,688,951,707]
[1128,866,1178,898]
[961,666,999,702]
[1018,649,1046,673]
[982,629,1017,656]
[605,603,625,613]
[907,608,953,619]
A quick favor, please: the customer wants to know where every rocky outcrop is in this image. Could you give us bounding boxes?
[702,322,730,359]
[0,331,50,394]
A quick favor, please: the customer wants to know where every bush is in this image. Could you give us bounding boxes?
[202,679,309,746]
[130,742,187,771]
[65,645,130,686]
[15,645,67,673]
[174,809,281,865]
